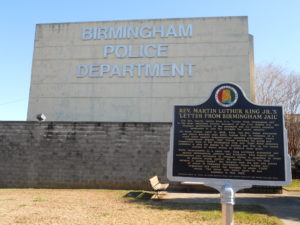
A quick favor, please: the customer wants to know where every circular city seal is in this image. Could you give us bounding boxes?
[215,85,238,107]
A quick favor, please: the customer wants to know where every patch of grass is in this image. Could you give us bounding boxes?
[126,199,283,225]
[101,212,110,217]
[33,197,45,202]
[283,179,300,191]
[235,205,284,225]
[0,198,15,201]
[0,189,284,225]
[194,204,221,222]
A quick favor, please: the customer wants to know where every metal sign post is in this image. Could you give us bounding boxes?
[209,184,251,225]
[221,184,234,225]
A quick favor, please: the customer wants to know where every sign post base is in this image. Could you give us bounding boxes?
[207,183,252,225]
[222,203,233,225]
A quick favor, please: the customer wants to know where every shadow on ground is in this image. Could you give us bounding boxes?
[236,195,300,223]
[123,191,154,200]
[123,191,274,216]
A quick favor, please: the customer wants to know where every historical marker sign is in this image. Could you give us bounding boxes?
[167,83,291,187]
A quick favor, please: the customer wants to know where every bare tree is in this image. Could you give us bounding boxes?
[256,63,300,156]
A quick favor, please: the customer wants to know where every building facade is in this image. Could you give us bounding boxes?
[27,17,254,122]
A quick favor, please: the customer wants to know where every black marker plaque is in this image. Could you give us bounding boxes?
[170,83,287,181]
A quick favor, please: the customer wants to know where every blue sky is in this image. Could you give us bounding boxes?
[0,0,299,121]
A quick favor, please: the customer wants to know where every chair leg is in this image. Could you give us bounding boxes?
[156,191,161,199]
[153,191,160,199]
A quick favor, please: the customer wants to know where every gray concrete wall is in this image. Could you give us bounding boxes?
[0,122,171,189]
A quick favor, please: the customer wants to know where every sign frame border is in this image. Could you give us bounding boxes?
[167,83,292,187]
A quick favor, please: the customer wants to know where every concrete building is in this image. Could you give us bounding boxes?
[27,17,254,122]
[1,17,261,190]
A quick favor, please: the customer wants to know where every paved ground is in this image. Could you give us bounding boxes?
[160,191,300,225]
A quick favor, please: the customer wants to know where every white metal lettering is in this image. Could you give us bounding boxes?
[76,63,195,78]
[76,64,88,77]
[82,28,93,40]
[140,26,152,38]
[178,24,192,37]
[82,24,193,40]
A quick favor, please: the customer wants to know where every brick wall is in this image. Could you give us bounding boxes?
[0,122,171,189]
